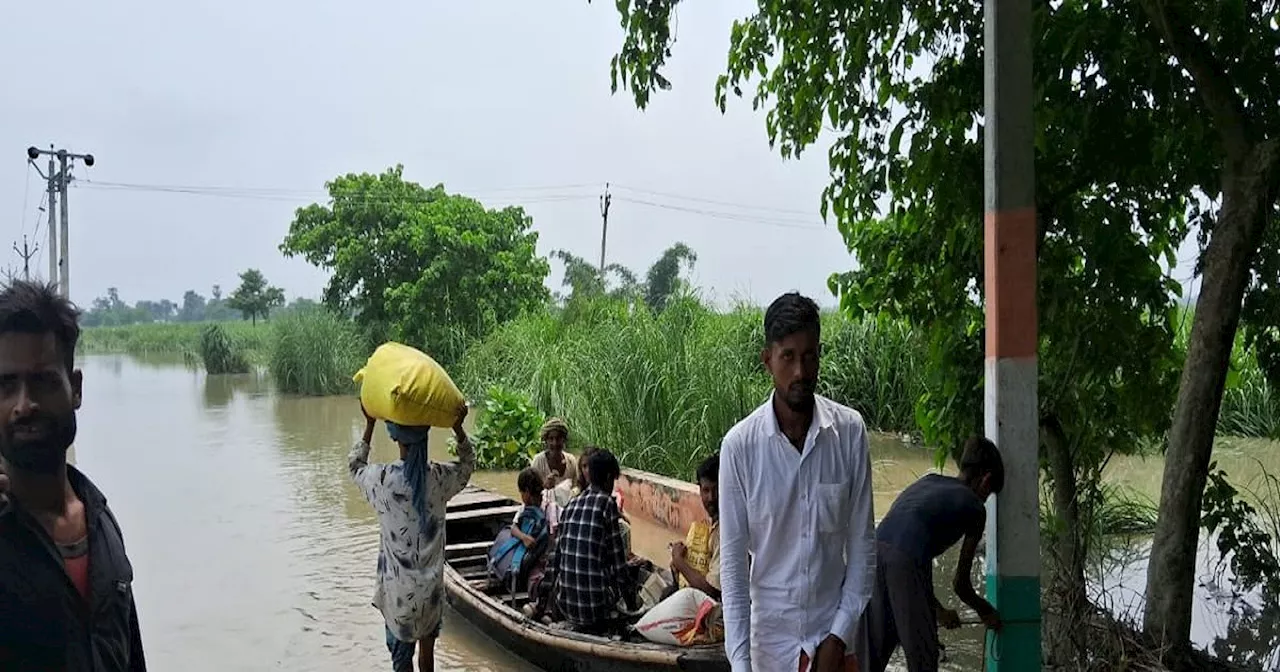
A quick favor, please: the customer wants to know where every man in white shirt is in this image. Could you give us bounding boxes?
[719,292,876,672]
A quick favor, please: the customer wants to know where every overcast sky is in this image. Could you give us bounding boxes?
[0,1,1197,311]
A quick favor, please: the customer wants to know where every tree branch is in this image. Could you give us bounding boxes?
[1137,0,1252,161]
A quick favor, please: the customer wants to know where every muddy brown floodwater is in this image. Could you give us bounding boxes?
[71,354,1280,671]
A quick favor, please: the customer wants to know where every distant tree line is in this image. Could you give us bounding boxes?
[81,269,303,327]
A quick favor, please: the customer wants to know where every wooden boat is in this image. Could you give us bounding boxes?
[444,486,731,672]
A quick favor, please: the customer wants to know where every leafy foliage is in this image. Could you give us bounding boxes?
[226,269,286,326]
[280,166,551,366]
[455,386,546,470]
[1201,462,1280,599]
[199,323,250,375]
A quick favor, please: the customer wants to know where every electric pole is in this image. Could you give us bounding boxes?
[598,183,611,272]
[13,236,38,281]
[26,145,94,297]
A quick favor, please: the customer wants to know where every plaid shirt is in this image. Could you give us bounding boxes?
[554,487,632,626]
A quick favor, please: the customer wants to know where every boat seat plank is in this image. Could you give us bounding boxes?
[448,490,512,510]
[446,541,493,558]
[446,504,522,523]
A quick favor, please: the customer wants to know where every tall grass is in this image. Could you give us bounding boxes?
[267,309,367,396]
[455,294,927,478]
[199,324,251,374]
[80,321,268,357]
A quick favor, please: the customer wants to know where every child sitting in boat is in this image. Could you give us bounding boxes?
[488,468,551,592]
[553,448,643,635]
[577,445,632,556]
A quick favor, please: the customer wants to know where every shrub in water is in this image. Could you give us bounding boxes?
[199,324,251,374]
[453,386,545,470]
[268,308,366,396]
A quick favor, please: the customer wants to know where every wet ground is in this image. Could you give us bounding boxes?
[71,353,1280,670]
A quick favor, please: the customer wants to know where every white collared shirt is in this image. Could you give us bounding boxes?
[719,393,876,671]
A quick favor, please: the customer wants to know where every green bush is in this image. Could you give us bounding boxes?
[199,324,251,374]
[454,386,545,470]
[268,308,366,396]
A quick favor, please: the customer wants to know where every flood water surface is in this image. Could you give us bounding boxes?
[69,354,1280,670]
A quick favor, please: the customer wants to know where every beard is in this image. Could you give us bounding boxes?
[782,381,817,412]
[0,411,77,474]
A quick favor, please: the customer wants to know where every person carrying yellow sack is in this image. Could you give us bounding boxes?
[350,342,474,672]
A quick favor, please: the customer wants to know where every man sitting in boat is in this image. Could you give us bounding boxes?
[554,448,641,635]
[634,453,724,646]
[669,453,721,599]
[529,417,578,503]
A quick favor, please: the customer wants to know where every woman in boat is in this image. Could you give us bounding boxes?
[349,403,473,672]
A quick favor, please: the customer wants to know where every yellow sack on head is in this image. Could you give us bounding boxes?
[353,342,464,428]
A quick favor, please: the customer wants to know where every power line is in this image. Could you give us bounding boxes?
[610,182,818,218]
[73,177,835,232]
[611,195,830,231]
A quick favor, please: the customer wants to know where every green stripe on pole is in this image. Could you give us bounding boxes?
[985,574,1041,670]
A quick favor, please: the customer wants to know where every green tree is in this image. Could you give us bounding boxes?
[226,269,286,326]
[179,290,207,322]
[553,243,697,312]
[597,0,1280,659]
[643,242,696,312]
[280,166,551,366]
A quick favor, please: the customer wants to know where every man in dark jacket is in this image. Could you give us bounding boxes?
[0,281,146,671]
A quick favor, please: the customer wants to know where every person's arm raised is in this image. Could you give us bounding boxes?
[719,436,752,672]
[433,404,475,502]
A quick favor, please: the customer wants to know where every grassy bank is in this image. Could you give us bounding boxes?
[456,295,1278,481]
[80,321,269,357]
[454,295,927,478]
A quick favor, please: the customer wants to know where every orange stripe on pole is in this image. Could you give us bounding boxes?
[984,207,1037,360]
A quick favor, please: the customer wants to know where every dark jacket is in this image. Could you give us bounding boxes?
[0,466,146,672]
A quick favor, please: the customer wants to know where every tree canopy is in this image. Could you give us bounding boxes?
[554,242,697,312]
[280,166,551,365]
[226,269,286,326]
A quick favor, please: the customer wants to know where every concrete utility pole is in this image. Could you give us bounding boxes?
[13,236,38,281]
[27,145,94,297]
[982,0,1041,668]
[598,183,612,272]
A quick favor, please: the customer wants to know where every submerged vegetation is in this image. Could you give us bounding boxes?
[266,309,366,396]
[198,324,251,375]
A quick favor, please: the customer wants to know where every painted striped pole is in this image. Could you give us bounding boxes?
[983,0,1041,668]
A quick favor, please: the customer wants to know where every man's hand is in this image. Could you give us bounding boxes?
[0,463,8,503]
[937,606,961,630]
[811,634,846,672]
[670,541,687,564]
[981,608,1004,632]
[544,473,559,490]
[453,402,469,432]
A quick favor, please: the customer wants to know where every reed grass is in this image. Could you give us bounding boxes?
[199,324,251,374]
[267,308,367,396]
[455,294,927,478]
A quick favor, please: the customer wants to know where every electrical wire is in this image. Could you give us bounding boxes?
[74,178,834,232]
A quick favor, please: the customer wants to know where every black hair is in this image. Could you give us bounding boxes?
[577,445,600,491]
[0,281,81,373]
[517,467,543,496]
[585,448,621,491]
[764,292,821,346]
[959,436,1005,494]
[696,453,719,484]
